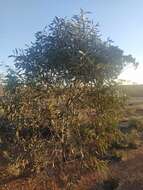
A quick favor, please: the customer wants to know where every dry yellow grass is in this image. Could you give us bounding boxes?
[122,84,143,97]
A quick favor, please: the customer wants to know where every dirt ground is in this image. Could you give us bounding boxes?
[110,145,143,190]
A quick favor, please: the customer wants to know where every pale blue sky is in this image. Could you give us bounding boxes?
[0,0,143,82]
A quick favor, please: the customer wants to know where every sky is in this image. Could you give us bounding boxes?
[0,0,143,83]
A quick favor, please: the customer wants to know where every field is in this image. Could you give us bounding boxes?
[122,84,143,97]
[108,94,143,190]
[1,85,143,189]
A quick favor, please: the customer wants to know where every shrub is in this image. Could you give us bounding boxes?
[0,10,137,189]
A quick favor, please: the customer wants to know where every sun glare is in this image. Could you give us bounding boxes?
[119,65,143,84]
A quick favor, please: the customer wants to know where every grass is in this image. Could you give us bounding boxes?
[121,84,143,97]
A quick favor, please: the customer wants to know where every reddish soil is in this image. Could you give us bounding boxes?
[1,146,143,189]
[110,146,143,190]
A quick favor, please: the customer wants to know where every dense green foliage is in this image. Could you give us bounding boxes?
[11,10,137,86]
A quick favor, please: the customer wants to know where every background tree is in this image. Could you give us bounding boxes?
[11,10,137,86]
[4,68,21,93]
